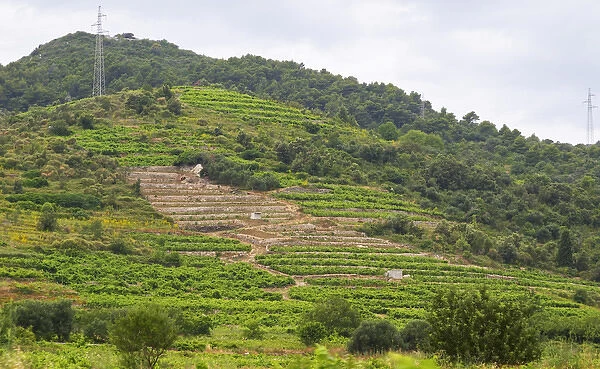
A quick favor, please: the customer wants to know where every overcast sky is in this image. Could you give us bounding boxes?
[0,0,598,144]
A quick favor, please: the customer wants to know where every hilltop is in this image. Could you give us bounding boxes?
[0,31,423,132]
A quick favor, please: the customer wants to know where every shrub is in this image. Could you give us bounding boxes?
[360,214,422,237]
[48,122,72,136]
[52,237,93,252]
[399,319,432,352]
[78,114,95,129]
[22,177,49,188]
[83,318,109,343]
[37,202,58,231]
[177,313,212,336]
[298,321,327,346]
[347,320,401,354]
[428,287,541,365]
[109,238,134,255]
[15,299,73,341]
[243,320,264,340]
[301,297,361,338]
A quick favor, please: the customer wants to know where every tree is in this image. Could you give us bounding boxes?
[399,320,432,352]
[14,299,73,341]
[301,297,360,338]
[347,320,401,354]
[462,111,480,125]
[556,228,574,267]
[110,304,177,369]
[428,288,541,365]
[377,121,399,141]
[37,202,58,231]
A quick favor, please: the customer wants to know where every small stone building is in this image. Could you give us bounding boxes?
[385,269,403,280]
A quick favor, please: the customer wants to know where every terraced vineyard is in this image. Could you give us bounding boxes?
[128,166,299,232]
[127,165,600,327]
[178,87,326,128]
[275,185,442,225]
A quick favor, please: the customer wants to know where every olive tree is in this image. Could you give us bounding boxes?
[110,304,177,369]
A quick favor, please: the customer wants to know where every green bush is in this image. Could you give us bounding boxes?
[399,319,431,352]
[37,202,58,231]
[428,287,541,365]
[301,297,361,338]
[52,237,93,252]
[109,238,134,255]
[15,299,73,341]
[243,320,265,339]
[298,321,327,346]
[347,320,401,354]
[177,314,212,336]
[83,318,109,343]
[22,177,49,188]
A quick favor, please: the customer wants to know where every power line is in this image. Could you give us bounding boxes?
[584,88,597,145]
[92,6,108,96]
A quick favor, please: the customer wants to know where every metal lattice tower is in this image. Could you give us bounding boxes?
[584,88,597,144]
[92,6,107,96]
[420,95,426,119]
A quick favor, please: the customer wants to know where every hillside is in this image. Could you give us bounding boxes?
[0,84,600,367]
[1,33,600,367]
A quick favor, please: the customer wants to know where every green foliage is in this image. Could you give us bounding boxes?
[347,320,401,354]
[360,214,423,237]
[242,320,265,340]
[428,287,542,365]
[377,121,399,141]
[14,299,73,341]
[176,313,212,336]
[557,228,575,267]
[301,297,361,338]
[37,202,58,231]
[399,320,432,352]
[22,177,49,188]
[0,304,16,347]
[109,238,133,255]
[125,91,156,115]
[539,314,600,344]
[78,114,95,129]
[573,288,592,305]
[110,304,177,369]
[48,122,72,136]
[298,321,327,346]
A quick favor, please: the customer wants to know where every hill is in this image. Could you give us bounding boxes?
[0,84,600,367]
[1,32,600,367]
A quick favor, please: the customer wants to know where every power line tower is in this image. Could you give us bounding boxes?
[420,95,426,119]
[584,88,597,144]
[92,6,108,96]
